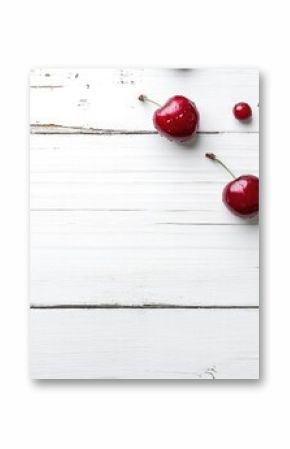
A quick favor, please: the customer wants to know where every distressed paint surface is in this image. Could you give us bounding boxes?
[30,68,259,379]
[30,68,259,133]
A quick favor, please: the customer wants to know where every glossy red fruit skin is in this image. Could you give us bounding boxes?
[223,175,259,218]
[153,96,199,142]
[233,102,252,120]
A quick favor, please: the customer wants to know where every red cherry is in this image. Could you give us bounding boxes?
[139,94,199,142]
[223,175,259,218]
[233,102,252,121]
[205,153,259,218]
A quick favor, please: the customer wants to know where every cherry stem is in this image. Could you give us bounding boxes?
[205,153,236,179]
[138,94,161,108]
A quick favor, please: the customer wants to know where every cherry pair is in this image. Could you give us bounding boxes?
[139,94,258,219]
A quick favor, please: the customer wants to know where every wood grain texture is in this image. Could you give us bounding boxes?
[30,308,259,379]
[31,211,258,306]
[30,68,259,379]
[30,133,258,222]
[30,68,259,133]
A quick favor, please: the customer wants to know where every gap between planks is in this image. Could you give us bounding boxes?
[30,210,259,227]
[29,208,258,224]
[30,124,258,135]
[30,305,259,310]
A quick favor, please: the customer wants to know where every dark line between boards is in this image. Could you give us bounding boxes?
[29,207,257,221]
[30,125,258,136]
[30,304,259,310]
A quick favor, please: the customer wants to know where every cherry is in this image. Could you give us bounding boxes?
[233,102,252,121]
[139,94,199,142]
[205,153,259,218]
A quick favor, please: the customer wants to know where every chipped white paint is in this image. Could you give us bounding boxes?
[30,68,259,379]
[30,68,259,133]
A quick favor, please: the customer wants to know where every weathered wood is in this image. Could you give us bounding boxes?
[31,211,258,307]
[30,68,259,133]
[30,68,259,379]
[30,308,259,379]
[30,133,259,223]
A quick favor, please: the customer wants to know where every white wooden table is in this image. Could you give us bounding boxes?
[30,68,259,379]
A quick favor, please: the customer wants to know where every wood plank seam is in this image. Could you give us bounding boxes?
[30,124,258,135]
[30,305,259,309]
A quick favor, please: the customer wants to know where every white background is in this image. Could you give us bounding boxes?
[0,0,287,447]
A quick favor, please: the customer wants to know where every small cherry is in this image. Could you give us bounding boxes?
[233,102,252,121]
[139,94,199,142]
[205,153,259,218]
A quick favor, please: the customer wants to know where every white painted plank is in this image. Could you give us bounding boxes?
[30,133,259,223]
[31,211,258,306]
[30,68,259,133]
[30,309,259,379]
[29,68,259,380]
